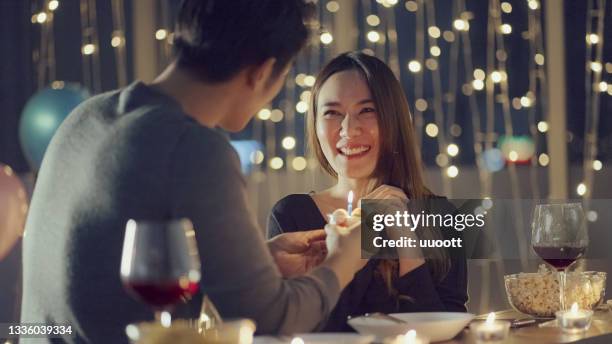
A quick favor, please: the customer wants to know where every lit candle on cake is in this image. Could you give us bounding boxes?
[347,190,354,216]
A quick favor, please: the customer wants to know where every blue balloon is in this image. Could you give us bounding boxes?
[19,84,89,170]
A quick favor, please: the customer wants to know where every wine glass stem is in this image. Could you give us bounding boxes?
[559,269,567,310]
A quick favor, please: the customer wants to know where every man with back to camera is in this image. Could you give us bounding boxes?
[20,1,365,342]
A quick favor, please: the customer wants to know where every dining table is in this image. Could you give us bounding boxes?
[254,307,612,344]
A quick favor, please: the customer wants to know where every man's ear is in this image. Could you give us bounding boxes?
[246,57,277,90]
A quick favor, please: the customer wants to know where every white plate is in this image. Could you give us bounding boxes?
[348,312,475,342]
[254,333,374,344]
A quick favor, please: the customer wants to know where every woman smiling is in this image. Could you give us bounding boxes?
[267,52,468,331]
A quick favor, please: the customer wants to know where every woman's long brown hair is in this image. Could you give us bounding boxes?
[307,52,450,297]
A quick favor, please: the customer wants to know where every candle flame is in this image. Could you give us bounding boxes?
[290,337,304,344]
[485,312,496,325]
[348,190,354,203]
[570,302,579,314]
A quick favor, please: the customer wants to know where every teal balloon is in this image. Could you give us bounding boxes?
[19,84,89,170]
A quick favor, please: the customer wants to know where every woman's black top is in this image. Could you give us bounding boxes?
[267,193,469,332]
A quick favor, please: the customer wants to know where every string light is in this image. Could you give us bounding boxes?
[250,150,264,164]
[447,143,459,157]
[501,2,512,13]
[576,182,587,196]
[430,46,441,57]
[586,33,599,44]
[377,0,398,7]
[500,24,512,34]
[427,26,441,38]
[453,19,469,31]
[367,31,381,43]
[528,0,539,10]
[450,124,462,137]
[35,12,48,24]
[270,109,284,122]
[415,99,428,111]
[48,0,59,11]
[508,151,519,162]
[303,75,316,87]
[425,58,438,70]
[326,1,340,13]
[590,62,603,73]
[82,44,96,55]
[425,123,439,137]
[472,79,485,90]
[292,157,307,171]
[282,136,296,150]
[111,35,124,48]
[593,160,603,171]
[436,154,449,167]
[408,60,422,73]
[405,0,418,12]
[300,90,311,102]
[520,96,533,107]
[155,29,167,41]
[537,121,549,133]
[587,210,598,222]
[257,108,271,120]
[443,31,455,42]
[538,153,550,166]
[366,15,380,27]
[598,81,608,92]
[295,101,309,114]
[534,54,545,66]
[491,71,502,83]
[473,69,486,80]
[269,157,284,170]
[320,32,333,45]
[295,74,306,87]
[446,165,459,178]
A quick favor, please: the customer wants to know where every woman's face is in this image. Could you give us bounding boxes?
[315,70,380,180]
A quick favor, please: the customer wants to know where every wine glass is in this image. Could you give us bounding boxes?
[120,218,201,326]
[531,203,588,310]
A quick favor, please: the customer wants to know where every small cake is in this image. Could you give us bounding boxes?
[329,208,361,235]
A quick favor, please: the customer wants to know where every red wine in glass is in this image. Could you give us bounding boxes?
[532,245,586,271]
[120,219,201,324]
[124,279,200,308]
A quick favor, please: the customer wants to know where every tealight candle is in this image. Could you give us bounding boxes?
[556,302,593,334]
[469,312,510,344]
[383,329,430,344]
[347,190,354,216]
[290,337,304,344]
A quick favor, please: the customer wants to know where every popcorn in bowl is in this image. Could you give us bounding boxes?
[504,265,607,317]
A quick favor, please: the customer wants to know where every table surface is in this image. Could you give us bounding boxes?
[442,308,612,344]
[254,308,612,344]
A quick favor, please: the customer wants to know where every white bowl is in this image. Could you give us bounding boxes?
[348,312,475,342]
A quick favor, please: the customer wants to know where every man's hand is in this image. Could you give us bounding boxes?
[267,230,328,278]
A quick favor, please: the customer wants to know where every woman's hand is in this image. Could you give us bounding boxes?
[267,230,328,278]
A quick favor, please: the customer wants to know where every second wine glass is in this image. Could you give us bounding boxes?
[531,203,588,311]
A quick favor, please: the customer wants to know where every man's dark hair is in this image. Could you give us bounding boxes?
[173,0,314,83]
